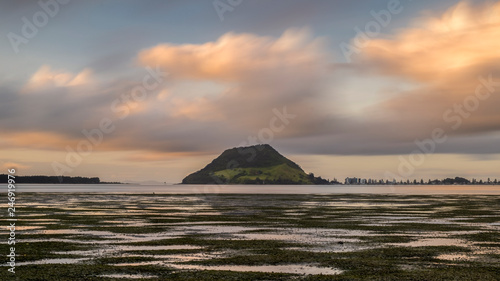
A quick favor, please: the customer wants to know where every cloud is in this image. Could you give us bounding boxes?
[273,1,500,156]
[4,4,500,162]
[350,0,500,142]
[22,65,94,92]
[1,161,30,171]
[0,29,335,159]
[359,1,500,82]
[138,28,327,82]
[122,151,205,162]
[138,28,333,134]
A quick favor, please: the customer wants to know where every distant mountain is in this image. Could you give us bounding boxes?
[182,144,328,184]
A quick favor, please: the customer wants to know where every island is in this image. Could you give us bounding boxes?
[182,144,330,184]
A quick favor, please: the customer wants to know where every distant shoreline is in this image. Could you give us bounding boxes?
[3,174,499,186]
[0,174,122,184]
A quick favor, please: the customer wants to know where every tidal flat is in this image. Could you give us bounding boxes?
[1,193,499,280]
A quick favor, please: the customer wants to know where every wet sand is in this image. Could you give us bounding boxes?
[1,193,499,280]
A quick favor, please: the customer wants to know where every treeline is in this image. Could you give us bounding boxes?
[430,177,498,185]
[307,173,337,185]
[0,175,101,184]
[392,177,500,185]
[345,176,500,185]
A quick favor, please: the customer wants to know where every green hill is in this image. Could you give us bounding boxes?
[182,144,327,184]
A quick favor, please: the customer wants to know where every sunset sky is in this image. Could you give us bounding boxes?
[1,0,500,183]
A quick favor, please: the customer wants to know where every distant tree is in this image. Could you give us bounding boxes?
[420,179,424,184]
[479,179,484,184]
[429,179,441,185]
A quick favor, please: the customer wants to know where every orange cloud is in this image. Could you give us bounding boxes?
[137,29,331,133]
[357,1,500,137]
[138,28,327,82]
[360,1,500,83]
[23,65,93,93]
[1,162,30,171]
[1,131,78,150]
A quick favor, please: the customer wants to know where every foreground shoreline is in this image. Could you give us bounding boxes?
[0,193,498,280]
[3,183,500,195]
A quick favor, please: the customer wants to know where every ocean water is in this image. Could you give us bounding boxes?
[5,184,500,194]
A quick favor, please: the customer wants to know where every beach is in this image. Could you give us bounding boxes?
[1,190,499,280]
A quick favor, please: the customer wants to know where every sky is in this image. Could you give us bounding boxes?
[1,0,500,183]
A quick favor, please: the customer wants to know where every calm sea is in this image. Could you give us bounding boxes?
[4,184,500,194]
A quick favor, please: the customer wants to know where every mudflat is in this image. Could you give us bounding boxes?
[1,193,499,280]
